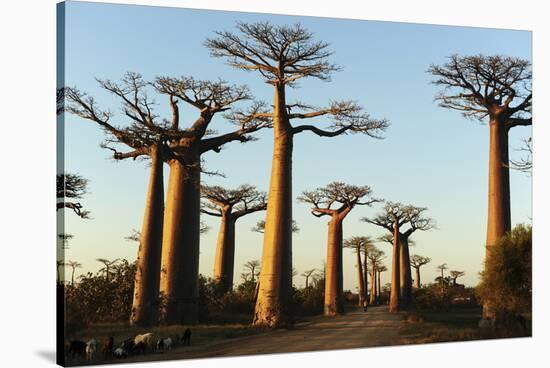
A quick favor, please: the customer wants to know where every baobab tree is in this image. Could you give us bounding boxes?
[428,55,531,321]
[56,173,91,219]
[343,236,375,307]
[243,260,261,283]
[299,182,378,316]
[301,269,317,289]
[207,22,389,327]
[201,185,267,293]
[367,248,385,305]
[153,77,271,324]
[66,260,82,286]
[67,73,271,325]
[363,202,434,311]
[436,264,448,288]
[450,270,465,286]
[376,265,387,301]
[410,254,431,288]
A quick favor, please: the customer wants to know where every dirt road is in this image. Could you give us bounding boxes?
[114,306,415,364]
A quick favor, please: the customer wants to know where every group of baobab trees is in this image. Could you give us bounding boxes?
[63,20,531,328]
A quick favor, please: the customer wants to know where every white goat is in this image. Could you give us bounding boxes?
[134,333,154,350]
[85,339,97,361]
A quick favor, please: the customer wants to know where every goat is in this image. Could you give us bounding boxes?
[120,338,135,353]
[68,340,87,360]
[102,336,114,358]
[156,337,173,352]
[85,339,97,361]
[181,328,191,346]
[134,332,154,349]
[113,347,128,359]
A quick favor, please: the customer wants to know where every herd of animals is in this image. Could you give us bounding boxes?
[66,328,192,363]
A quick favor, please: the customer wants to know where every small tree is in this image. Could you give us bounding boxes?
[410,254,431,288]
[436,264,448,288]
[450,270,465,286]
[66,260,82,286]
[201,185,267,293]
[97,258,120,282]
[367,248,385,305]
[243,260,261,284]
[301,269,318,289]
[58,233,74,250]
[363,202,434,311]
[56,173,91,219]
[252,220,299,234]
[299,182,378,315]
[343,236,375,307]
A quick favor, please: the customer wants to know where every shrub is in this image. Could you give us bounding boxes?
[478,224,532,321]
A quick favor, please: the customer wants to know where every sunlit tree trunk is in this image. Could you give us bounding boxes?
[324,217,345,315]
[130,144,164,327]
[414,267,421,289]
[254,83,294,327]
[377,270,381,299]
[213,211,236,294]
[369,266,377,305]
[484,116,511,320]
[160,150,201,325]
[363,247,369,305]
[399,237,413,307]
[356,246,365,307]
[389,222,401,312]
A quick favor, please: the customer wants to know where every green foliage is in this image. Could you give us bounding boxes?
[478,224,532,319]
[292,277,325,316]
[65,259,136,332]
[414,284,479,311]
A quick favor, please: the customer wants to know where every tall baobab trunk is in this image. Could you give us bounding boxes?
[484,116,511,320]
[254,83,294,327]
[399,237,413,307]
[130,144,165,327]
[369,266,377,305]
[389,223,401,312]
[213,211,236,293]
[324,217,345,316]
[363,246,369,306]
[356,247,365,307]
[414,267,421,289]
[377,270,381,300]
[160,150,201,325]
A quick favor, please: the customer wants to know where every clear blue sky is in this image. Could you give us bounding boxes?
[59,1,532,289]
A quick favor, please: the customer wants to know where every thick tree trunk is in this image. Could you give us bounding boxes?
[356,247,365,307]
[213,212,236,294]
[484,116,511,320]
[254,83,294,327]
[130,145,164,327]
[377,271,381,299]
[363,247,369,306]
[369,266,377,305]
[399,236,413,308]
[389,224,401,312]
[324,217,345,316]
[160,153,201,325]
[414,267,421,289]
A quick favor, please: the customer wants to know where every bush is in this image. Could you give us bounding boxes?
[414,284,479,311]
[478,224,532,321]
[64,260,136,331]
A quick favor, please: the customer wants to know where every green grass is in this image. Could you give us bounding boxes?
[399,307,531,344]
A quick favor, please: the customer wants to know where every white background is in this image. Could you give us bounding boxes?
[0,0,547,367]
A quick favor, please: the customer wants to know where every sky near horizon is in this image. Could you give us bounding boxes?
[58,1,532,290]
